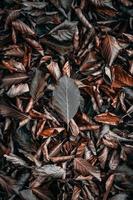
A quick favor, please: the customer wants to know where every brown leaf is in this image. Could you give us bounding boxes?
[0,174,16,193]
[62,61,71,77]
[120,0,133,7]
[111,65,133,89]
[30,69,48,102]
[50,155,74,162]
[69,119,80,136]
[39,127,64,137]
[76,143,86,157]
[94,112,122,125]
[79,124,100,131]
[49,142,63,157]
[73,26,79,51]
[25,38,44,56]
[71,186,81,200]
[5,10,20,28]
[103,174,115,200]
[12,20,35,36]
[4,45,24,57]
[0,104,29,120]
[74,158,101,181]
[74,7,93,29]
[2,73,28,87]
[102,138,118,149]
[47,61,61,80]
[123,33,133,42]
[98,147,109,169]
[101,35,121,66]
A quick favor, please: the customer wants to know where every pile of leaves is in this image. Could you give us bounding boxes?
[0,0,133,199]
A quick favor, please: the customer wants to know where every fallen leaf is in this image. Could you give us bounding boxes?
[52,76,80,124]
[74,158,101,181]
[94,112,122,125]
[101,35,121,66]
[39,127,64,137]
[111,65,133,88]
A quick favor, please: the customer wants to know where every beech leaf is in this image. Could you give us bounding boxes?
[52,76,80,124]
[34,165,65,178]
[1,73,28,87]
[101,35,121,66]
[30,69,48,102]
[49,20,77,42]
[74,158,101,181]
[94,112,122,125]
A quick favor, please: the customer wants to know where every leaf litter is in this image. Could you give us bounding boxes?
[0,0,133,199]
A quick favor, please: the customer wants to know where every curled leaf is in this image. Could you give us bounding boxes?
[47,61,61,80]
[7,83,29,97]
[94,112,122,125]
[39,127,64,138]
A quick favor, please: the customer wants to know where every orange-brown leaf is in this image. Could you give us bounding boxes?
[94,112,122,125]
[111,65,133,89]
[39,128,64,137]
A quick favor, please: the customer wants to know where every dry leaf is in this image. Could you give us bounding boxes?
[2,73,28,87]
[47,61,61,80]
[12,20,35,36]
[30,69,48,102]
[7,83,29,97]
[52,76,80,124]
[39,127,64,137]
[94,112,122,125]
[34,165,65,178]
[74,158,101,181]
[101,35,121,66]
[111,65,133,88]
